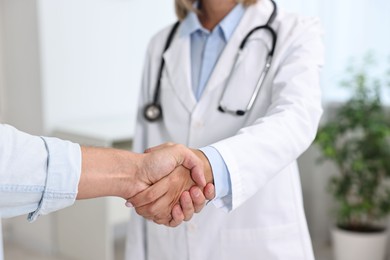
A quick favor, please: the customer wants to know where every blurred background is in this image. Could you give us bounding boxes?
[0,0,389,259]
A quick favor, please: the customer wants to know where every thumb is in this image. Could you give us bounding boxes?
[146,143,206,187]
[172,145,206,187]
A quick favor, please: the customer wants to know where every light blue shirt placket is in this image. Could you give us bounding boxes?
[191,28,227,101]
[181,4,246,209]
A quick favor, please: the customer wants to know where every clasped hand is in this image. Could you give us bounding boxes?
[127,143,215,227]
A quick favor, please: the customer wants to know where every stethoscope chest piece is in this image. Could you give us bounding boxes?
[144,103,162,122]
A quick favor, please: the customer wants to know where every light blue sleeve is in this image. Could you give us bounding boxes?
[28,136,81,221]
[0,124,81,221]
[199,146,232,211]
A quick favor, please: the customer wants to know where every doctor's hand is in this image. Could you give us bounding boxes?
[126,144,215,227]
[171,183,215,226]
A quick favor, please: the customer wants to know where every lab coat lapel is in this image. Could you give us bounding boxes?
[163,33,197,113]
[202,0,275,96]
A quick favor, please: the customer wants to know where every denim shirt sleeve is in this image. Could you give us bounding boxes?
[0,124,81,221]
[199,146,233,212]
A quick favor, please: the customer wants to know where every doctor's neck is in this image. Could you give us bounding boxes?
[198,0,237,31]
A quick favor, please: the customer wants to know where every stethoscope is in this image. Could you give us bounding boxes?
[144,0,278,122]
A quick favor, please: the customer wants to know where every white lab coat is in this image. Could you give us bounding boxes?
[126,0,324,259]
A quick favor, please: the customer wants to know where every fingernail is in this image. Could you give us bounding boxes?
[125,202,134,208]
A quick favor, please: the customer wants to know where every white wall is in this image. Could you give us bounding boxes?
[1,1,58,254]
[38,0,175,133]
[0,1,6,257]
[278,0,390,103]
[2,0,176,134]
[1,0,44,135]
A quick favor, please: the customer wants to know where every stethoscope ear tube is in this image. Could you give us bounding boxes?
[218,105,246,116]
[218,4,277,117]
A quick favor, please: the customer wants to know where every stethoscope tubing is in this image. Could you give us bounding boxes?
[145,0,278,121]
[152,21,181,106]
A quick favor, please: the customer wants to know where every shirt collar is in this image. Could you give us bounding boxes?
[179,3,245,41]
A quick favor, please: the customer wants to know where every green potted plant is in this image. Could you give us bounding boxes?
[315,55,390,260]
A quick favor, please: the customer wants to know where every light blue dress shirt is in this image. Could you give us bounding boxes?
[180,4,245,202]
[0,124,81,221]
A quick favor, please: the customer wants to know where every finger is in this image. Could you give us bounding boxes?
[174,146,206,187]
[169,204,184,227]
[135,205,170,222]
[134,188,177,218]
[133,165,192,220]
[152,215,172,226]
[204,183,216,200]
[143,210,172,225]
[189,186,206,213]
[128,180,169,208]
[179,191,195,221]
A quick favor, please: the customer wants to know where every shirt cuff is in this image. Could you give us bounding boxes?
[199,146,232,211]
[28,137,82,222]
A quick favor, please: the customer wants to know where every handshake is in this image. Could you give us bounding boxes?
[77,143,215,227]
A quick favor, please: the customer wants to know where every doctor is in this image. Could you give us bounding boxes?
[126,0,324,259]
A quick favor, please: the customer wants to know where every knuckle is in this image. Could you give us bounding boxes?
[154,215,171,225]
[135,207,146,217]
[129,197,141,207]
[194,196,206,206]
[181,199,193,211]
[169,220,181,227]
[153,219,165,225]
[144,205,157,216]
[145,215,154,221]
[184,216,192,222]
[183,209,194,220]
[145,190,157,202]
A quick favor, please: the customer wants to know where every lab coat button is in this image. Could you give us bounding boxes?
[194,121,204,128]
[188,223,197,232]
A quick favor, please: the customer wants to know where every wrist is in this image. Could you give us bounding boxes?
[78,146,140,200]
[116,151,146,199]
